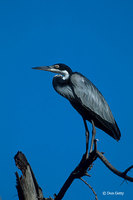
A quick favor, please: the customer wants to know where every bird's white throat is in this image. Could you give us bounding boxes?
[54,70,70,80]
[61,70,70,80]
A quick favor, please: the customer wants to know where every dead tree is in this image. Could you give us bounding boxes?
[14,126,133,200]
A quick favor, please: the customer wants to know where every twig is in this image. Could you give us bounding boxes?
[123,165,133,175]
[80,178,98,200]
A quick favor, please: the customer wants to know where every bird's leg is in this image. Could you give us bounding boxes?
[89,120,96,153]
[83,119,89,159]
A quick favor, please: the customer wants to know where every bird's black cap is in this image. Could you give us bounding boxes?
[53,63,73,74]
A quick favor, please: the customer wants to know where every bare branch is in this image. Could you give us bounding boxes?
[80,178,98,200]
[96,151,133,182]
[123,165,133,175]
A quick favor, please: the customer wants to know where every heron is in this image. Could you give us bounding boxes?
[32,63,121,156]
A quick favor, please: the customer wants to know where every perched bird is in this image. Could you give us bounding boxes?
[32,64,121,148]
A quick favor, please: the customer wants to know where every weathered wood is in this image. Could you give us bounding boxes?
[14,151,45,200]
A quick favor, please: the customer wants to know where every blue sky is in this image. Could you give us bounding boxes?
[0,0,133,199]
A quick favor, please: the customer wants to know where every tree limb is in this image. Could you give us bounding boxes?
[96,150,133,182]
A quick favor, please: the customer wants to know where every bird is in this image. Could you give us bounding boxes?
[32,63,121,153]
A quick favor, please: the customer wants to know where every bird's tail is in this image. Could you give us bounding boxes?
[101,119,121,141]
[113,121,121,141]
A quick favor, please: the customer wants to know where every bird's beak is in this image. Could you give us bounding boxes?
[32,65,61,74]
[32,66,53,72]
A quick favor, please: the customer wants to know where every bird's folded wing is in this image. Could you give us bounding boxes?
[70,73,115,124]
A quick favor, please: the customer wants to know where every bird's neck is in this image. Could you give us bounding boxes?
[52,75,74,100]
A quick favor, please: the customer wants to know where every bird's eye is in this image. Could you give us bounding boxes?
[54,65,60,69]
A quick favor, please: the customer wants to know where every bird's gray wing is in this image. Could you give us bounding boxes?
[70,73,115,123]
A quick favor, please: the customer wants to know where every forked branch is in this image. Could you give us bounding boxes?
[54,124,133,200]
[14,124,133,200]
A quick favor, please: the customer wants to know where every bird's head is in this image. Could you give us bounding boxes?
[32,63,73,80]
